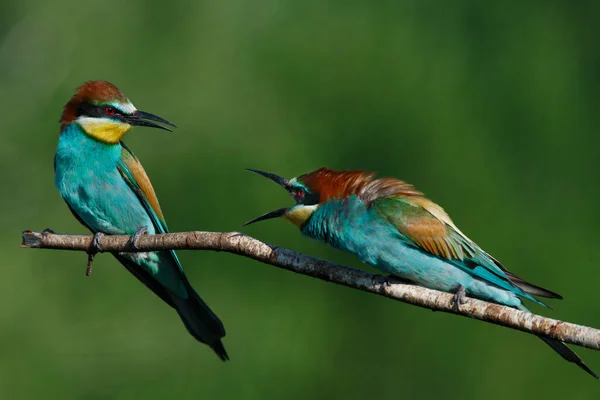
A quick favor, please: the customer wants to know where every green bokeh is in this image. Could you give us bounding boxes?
[1,1,599,398]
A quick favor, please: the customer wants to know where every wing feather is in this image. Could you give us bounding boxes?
[372,195,559,304]
[116,142,189,289]
[117,142,167,233]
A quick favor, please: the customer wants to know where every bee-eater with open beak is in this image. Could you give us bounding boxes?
[245,167,596,378]
[54,81,227,360]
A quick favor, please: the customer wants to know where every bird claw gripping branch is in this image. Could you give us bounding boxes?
[128,226,148,250]
[85,232,104,276]
[451,285,467,312]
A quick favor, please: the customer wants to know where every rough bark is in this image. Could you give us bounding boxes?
[21,230,600,351]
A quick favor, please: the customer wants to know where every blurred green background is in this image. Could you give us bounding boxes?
[1,1,599,398]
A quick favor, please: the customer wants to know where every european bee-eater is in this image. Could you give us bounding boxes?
[54,81,227,359]
[245,167,596,378]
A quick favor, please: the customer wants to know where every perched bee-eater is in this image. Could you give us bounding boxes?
[245,167,596,378]
[54,81,227,359]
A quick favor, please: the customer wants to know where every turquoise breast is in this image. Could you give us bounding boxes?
[54,124,154,235]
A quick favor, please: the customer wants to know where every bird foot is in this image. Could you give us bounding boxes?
[377,275,395,294]
[90,232,104,252]
[128,226,148,250]
[86,232,104,277]
[42,228,55,235]
[377,274,413,294]
[451,285,467,311]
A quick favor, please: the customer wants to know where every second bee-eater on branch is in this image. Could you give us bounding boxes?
[245,167,596,378]
[54,81,227,360]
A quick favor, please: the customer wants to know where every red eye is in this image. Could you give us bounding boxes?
[105,107,115,114]
[297,189,305,198]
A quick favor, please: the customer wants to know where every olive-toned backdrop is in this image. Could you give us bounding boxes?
[1,1,599,398]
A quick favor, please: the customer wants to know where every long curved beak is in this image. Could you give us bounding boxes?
[244,169,292,226]
[243,207,289,226]
[246,169,291,189]
[127,110,177,132]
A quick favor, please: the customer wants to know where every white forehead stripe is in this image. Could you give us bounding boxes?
[111,100,137,114]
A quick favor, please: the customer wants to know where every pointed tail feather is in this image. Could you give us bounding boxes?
[115,255,227,360]
[516,303,596,378]
[170,286,228,361]
[539,336,598,379]
[116,254,175,307]
[504,271,563,299]
[489,256,563,299]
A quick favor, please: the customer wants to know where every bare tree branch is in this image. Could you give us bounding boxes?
[21,230,600,351]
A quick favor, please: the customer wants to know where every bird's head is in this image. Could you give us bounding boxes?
[244,169,321,228]
[244,167,403,228]
[60,80,175,143]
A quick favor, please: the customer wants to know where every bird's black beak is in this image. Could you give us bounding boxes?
[244,169,292,226]
[128,111,177,132]
[243,207,289,226]
[246,169,291,189]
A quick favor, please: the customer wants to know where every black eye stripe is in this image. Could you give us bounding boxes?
[76,102,125,118]
[293,187,319,205]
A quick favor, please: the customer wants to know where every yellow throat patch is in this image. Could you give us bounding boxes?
[284,205,318,228]
[77,117,132,144]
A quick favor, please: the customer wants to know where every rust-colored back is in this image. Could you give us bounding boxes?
[299,168,422,204]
